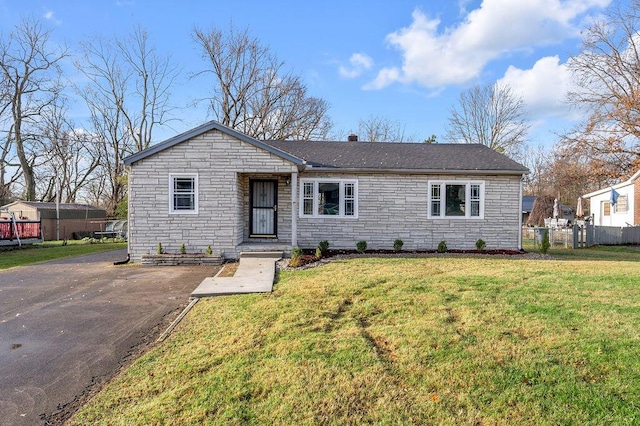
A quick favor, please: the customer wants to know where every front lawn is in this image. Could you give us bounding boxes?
[0,240,127,270]
[70,250,640,425]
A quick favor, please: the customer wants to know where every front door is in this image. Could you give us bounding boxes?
[250,179,278,237]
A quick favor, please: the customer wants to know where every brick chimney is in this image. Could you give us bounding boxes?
[347,134,358,142]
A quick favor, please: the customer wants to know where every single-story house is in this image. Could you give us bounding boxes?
[583,170,640,226]
[1,201,107,240]
[123,121,529,261]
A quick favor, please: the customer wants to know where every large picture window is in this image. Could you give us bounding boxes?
[428,181,484,219]
[299,179,358,218]
[169,174,198,214]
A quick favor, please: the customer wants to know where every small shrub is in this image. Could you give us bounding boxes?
[437,240,447,253]
[315,247,323,258]
[206,245,213,255]
[289,246,304,268]
[180,243,186,254]
[356,240,367,253]
[393,239,404,251]
[291,246,303,259]
[540,229,551,254]
[476,239,486,250]
[288,257,302,268]
[157,242,163,254]
[317,240,330,257]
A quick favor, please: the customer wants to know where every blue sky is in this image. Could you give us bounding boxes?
[0,0,618,146]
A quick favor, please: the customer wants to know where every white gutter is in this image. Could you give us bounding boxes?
[303,166,529,176]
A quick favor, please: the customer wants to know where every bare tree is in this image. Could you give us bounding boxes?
[192,24,332,140]
[445,83,529,157]
[0,17,67,200]
[521,144,551,196]
[356,115,415,142]
[116,26,179,152]
[34,97,102,203]
[76,26,178,214]
[564,0,640,178]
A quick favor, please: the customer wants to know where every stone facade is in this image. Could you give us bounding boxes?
[295,172,521,251]
[127,129,296,261]
[127,128,524,261]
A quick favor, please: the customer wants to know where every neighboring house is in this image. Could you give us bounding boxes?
[123,121,529,261]
[1,201,107,240]
[583,170,640,226]
[522,195,536,225]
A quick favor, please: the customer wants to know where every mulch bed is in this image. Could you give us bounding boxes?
[286,248,528,269]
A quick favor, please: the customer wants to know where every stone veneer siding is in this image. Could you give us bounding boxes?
[127,130,297,262]
[295,172,523,251]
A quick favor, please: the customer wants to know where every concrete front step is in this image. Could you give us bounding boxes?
[239,251,283,259]
[191,256,277,297]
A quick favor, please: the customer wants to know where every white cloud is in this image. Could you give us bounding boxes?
[498,55,578,120]
[43,10,62,25]
[339,53,374,79]
[363,67,401,90]
[368,0,611,89]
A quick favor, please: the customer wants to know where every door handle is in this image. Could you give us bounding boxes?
[273,204,278,212]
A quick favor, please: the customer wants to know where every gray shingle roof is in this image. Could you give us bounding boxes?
[264,140,529,173]
[123,120,528,174]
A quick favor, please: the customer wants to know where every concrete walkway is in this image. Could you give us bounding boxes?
[191,252,282,297]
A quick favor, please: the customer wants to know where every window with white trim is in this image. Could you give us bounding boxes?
[299,179,358,218]
[428,181,484,219]
[169,174,198,214]
[614,195,628,213]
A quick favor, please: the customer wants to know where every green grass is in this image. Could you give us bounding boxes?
[0,240,127,270]
[70,249,640,425]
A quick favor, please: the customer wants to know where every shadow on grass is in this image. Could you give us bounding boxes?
[542,245,640,262]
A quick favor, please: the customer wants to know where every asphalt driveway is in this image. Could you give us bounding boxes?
[0,249,217,426]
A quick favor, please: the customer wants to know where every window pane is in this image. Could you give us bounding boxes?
[344,200,353,216]
[432,201,441,216]
[303,199,313,215]
[431,185,440,199]
[174,194,194,210]
[344,183,355,216]
[470,201,480,217]
[318,182,339,215]
[470,184,480,217]
[430,184,441,216]
[302,183,314,215]
[175,178,194,192]
[172,177,195,211]
[303,182,314,197]
[471,184,480,199]
[616,195,628,213]
[446,184,465,216]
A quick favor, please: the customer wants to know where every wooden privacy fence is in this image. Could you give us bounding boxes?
[574,224,640,248]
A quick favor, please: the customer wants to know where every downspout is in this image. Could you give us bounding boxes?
[519,174,524,251]
[127,165,132,259]
[291,171,298,249]
[114,167,131,266]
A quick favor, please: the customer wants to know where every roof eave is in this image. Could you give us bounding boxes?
[302,166,529,175]
[123,121,305,167]
[583,169,640,198]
